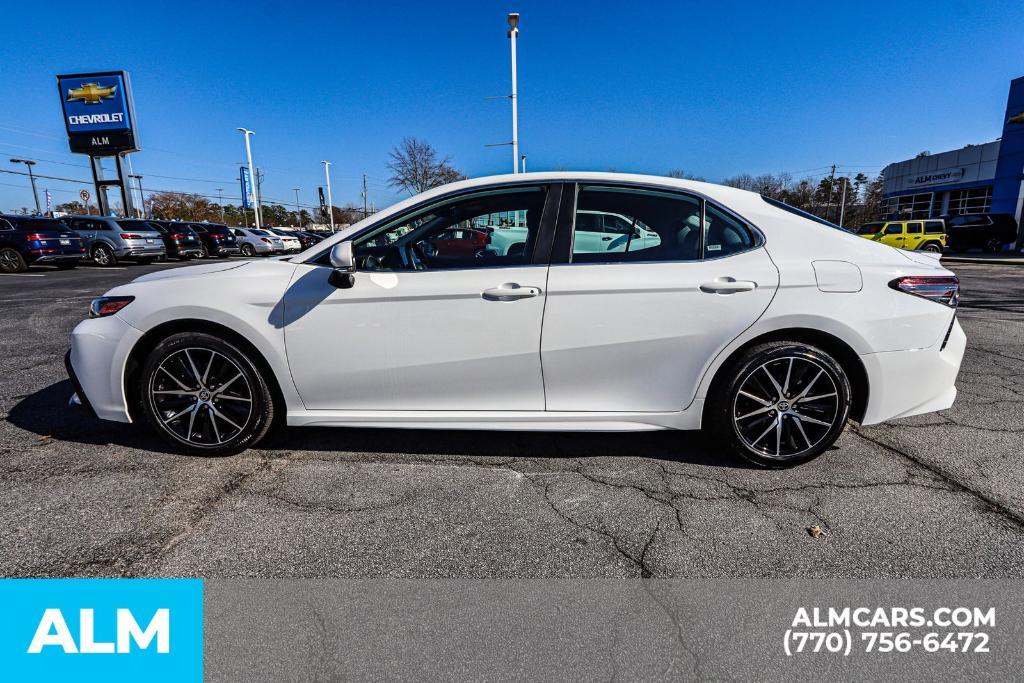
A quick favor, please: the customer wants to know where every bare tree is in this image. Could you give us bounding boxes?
[665,169,706,181]
[387,137,465,195]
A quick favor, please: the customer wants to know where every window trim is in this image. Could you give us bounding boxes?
[306,181,561,270]
[553,182,763,266]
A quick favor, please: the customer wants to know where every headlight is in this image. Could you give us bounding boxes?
[89,296,135,318]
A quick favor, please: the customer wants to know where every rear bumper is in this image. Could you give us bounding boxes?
[860,317,966,424]
[31,254,83,264]
[116,244,166,259]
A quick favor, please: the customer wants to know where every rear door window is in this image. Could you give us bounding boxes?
[907,222,923,234]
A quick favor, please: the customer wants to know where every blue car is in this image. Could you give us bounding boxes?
[0,214,85,273]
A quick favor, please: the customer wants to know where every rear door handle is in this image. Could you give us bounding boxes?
[699,278,757,294]
[482,283,541,301]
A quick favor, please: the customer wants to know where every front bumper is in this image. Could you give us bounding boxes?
[860,317,966,424]
[67,315,142,423]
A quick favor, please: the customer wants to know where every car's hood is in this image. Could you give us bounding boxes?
[131,261,249,283]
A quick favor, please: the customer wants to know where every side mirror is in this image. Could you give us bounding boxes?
[328,241,356,289]
[329,241,355,271]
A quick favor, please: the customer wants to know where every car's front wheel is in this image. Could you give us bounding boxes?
[0,247,27,273]
[139,332,275,455]
[707,342,851,468]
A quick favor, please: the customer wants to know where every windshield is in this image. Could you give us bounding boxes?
[855,223,884,235]
[12,218,69,231]
[761,195,847,231]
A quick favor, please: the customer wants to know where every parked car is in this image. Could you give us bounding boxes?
[265,228,302,253]
[484,209,662,257]
[187,223,241,258]
[123,220,203,261]
[854,219,946,253]
[61,215,165,266]
[67,172,964,468]
[292,231,323,249]
[942,213,1019,252]
[232,228,284,257]
[0,214,85,273]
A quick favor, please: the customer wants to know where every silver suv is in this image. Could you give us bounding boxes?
[62,215,166,266]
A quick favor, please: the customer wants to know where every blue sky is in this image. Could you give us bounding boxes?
[1,0,1022,214]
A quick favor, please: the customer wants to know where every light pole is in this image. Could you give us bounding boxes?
[508,12,520,174]
[237,128,261,229]
[10,159,41,214]
[127,174,144,217]
[292,188,301,226]
[321,160,334,231]
[217,188,225,222]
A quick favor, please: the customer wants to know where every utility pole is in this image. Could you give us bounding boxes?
[217,188,225,222]
[838,177,848,228]
[824,163,837,222]
[255,168,265,226]
[321,160,334,231]
[237,128,261,229]
[292,188,301,226]
[10,159,41,214]
[362,174,368,217]
[508,12,520,174]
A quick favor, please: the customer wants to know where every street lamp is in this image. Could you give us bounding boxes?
[292,188,302,226]
[321,161,334,232]
[216,188,225,222]
[508,12,520,174]
[237,128,261,229]
[10,159,41,214]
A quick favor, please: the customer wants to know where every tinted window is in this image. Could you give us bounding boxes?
[884,223,903,235]
[856,223,884,235]
[353,187,546,270]
[907,222,923,234]
[0,218,14,231]
[572,186,702,262]
[10,218,68,232]
[118,220,154,231]
[924,221,945,234]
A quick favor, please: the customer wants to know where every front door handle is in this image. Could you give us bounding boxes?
[482,283,541,301]
[699,278,757,294]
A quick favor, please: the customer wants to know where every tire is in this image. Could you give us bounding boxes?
[706,342,852,468]
[241,243,256,257]
[920,241,943,253]
[0,247,27,274]
[92,244,117,267]
[139,332,275,455]
[199,244,210,259]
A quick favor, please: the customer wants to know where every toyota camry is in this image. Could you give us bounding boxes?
[66,173,964,467]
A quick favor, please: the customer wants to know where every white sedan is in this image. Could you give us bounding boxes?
[66,173,964,467]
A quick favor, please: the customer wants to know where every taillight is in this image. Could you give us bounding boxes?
[89,296,135,318]
[889,275,959,308]
[260,238,271,244]
[24,233,47,241]
[170,233,184,239]
[120,233,143,239]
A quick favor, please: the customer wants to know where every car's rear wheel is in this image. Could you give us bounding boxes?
[920,241,943,253]
[139,332,275,455]
[92,244,117,266]
[241,243,256,257]
[199,244,210,259]
[707,342,851,468]
[0,247,27,273]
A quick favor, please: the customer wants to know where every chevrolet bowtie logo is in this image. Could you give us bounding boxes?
[66,82,117,104]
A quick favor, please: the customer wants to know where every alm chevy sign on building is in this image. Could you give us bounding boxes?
[907,167,966,188]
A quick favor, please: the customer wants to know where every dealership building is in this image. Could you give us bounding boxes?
[881,76,1024,236]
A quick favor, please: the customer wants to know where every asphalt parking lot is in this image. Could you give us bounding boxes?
[1,258,1023,578]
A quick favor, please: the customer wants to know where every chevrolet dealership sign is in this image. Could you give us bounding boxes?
[56,71,139,155]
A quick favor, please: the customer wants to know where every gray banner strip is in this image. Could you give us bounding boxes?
[205,580,1024,681]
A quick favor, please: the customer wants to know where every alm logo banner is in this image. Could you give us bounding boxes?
[0,579,202,682]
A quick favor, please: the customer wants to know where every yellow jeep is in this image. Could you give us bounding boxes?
[854,220,946,252]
